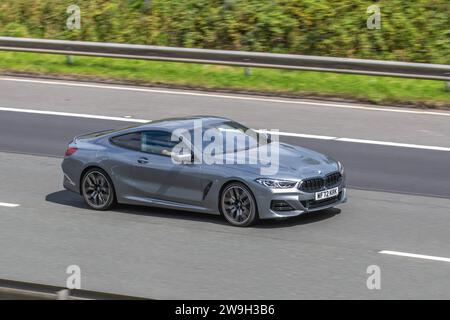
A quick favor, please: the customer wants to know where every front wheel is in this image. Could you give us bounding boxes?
[220,182,258,227]
[81,168,115,210]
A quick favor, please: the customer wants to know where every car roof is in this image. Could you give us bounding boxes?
[135,115,232,131]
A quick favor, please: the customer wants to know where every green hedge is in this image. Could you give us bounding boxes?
[0,0,448,63]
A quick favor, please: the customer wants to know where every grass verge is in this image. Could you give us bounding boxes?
[0,52,448,108]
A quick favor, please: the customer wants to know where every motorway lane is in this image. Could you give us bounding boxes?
[0,151,450,299]
[0,110,125,157]
[1,76,450,148]
[0,110,449,198]
[281,137,450,199]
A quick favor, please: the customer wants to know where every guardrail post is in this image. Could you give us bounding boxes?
[445,82,450,92]
[56,289,70,300]
[66,55,74,65]
[244,67,252,76]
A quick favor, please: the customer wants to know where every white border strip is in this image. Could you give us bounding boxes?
[1,106,449,152]
[379,250,450,263]
[1,76,450,117]
[0,202,20,208]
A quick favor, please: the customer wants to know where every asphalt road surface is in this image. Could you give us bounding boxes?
[0,76,449,299]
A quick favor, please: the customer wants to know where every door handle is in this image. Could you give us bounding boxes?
[137,157,149,164]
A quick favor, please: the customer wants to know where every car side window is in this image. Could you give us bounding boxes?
[110,132,141,151]
[141,130,179,157]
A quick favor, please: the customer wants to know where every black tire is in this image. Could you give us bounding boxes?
[81,168,115,211]
[220,182,259,227]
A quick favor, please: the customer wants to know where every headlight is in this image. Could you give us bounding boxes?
[255,178,298,189]
[338,161,345,175]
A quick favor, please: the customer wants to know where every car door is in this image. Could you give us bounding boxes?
[107,131,143,200]
[131,130,208,205]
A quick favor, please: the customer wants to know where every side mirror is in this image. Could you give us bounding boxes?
[172,153,192,164]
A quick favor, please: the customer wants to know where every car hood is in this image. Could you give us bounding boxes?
[210,142,339,179]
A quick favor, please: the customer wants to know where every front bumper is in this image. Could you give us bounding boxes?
[253,182,347,219]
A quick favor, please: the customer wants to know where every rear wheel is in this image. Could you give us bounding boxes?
[81,168,115,210]
[220,182,258,227]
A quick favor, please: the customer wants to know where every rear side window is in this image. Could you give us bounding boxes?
[110,132,141,151]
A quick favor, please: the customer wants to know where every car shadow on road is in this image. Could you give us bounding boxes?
[45,190,340,228]
[256,208,341,229]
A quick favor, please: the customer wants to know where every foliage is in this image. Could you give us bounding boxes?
[0,0,448,63]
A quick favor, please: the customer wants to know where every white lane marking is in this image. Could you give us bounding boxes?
[1,76,450,117]
[335,138,450,152]
[257,130,337,140]
[0,107,149,123]
[258,130,450,151]
[1,107,450,152]
[0,202,20,207]
[379,250,450,263]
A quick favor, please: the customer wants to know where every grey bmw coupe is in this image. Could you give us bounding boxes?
[62,116,346,226]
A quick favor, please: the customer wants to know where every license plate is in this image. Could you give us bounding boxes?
[315,187,339,201]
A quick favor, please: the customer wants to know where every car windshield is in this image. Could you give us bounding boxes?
[186,121,270,154]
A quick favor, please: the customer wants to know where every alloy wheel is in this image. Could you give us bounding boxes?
[82,170,113,210]
[221,183,257,226]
